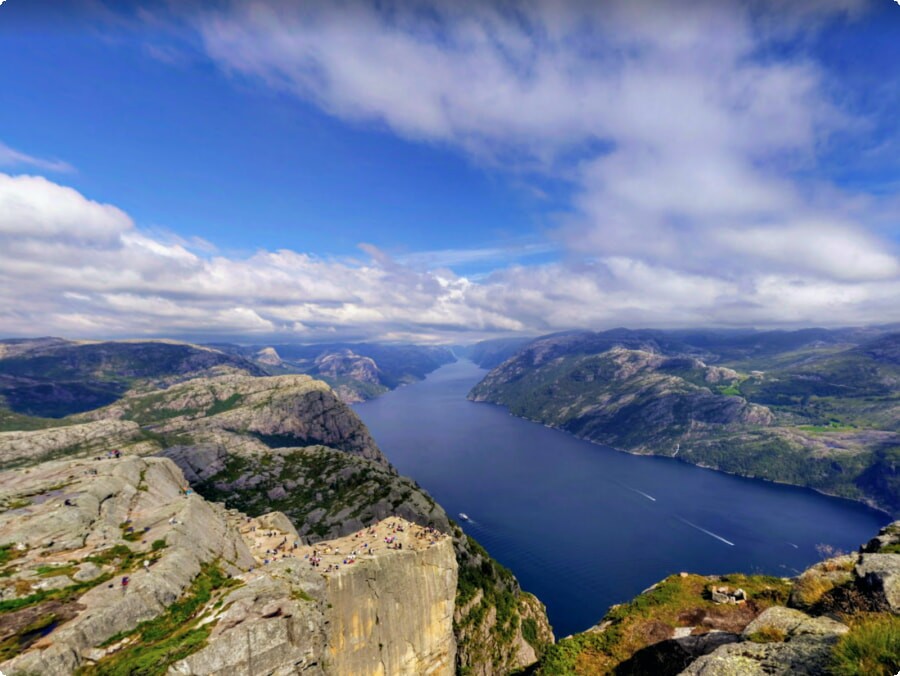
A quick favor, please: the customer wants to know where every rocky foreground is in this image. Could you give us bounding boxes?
[0,454,457,675]
[535,521,900,675]
[0,372,554,675]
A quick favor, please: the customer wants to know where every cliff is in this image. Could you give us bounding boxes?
[0,371,553,674]
[0,454,458,675]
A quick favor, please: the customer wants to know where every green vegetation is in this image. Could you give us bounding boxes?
[535,574,791,675]
[205,393,243,417]
[291,588,314,602]
[0,572,114,613]
[81,562,240,676]
[828,614,900,676]
[521,617,539,649]
[0,544,20,565]
[0,341,261,419]
[746,626,787,643]
[194,446,441,539]
[35,563,77,578]
[0,409,69,432]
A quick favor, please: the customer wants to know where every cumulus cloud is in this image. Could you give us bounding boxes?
[1,172,898,341]
[3,0,899,341]
[190,0,899,295]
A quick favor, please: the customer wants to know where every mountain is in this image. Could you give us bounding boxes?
[470,329,900,515]
[211,342,456,402]
[461,337,536,369]
[0,339,263,421]
[0,360,552,673]
[533,520,900,675]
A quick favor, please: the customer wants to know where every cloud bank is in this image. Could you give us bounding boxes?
[2,0,899,341]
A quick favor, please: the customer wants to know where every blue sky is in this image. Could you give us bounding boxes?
[1,0,899,342]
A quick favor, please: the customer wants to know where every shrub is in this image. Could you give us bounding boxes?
[746,626,786,643]
[829,614,900,676]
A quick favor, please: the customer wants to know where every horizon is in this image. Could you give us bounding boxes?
[2,0,899,342]
[2,321,898,350]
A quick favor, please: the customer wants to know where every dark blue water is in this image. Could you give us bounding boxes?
[354,360,890,638]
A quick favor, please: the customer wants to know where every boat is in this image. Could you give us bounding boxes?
[458,513,470,521]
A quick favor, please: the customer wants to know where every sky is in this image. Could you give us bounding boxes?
[1,0,899,344]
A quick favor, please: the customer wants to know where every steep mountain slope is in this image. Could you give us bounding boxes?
[470,331,900,515]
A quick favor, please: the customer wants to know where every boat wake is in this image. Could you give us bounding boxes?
[677,517,734,546]
[627,486,657,502]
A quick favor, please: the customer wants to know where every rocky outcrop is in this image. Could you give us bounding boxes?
[170,443,554,674]
[255,346,283,367]
[324,534,457,675]
[314,349,381,384]
[0,419,155,469]
[81,373,387,465]
[0,455,459,676]
[1,366,552,675]
[681,607,849,676]
[534,523,900,675]
[167,444,450,542]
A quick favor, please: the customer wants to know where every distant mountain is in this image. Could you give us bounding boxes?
[470,329,900,515]
[461,336,536,369]
[211,342,456,402]
[0,339,263,420]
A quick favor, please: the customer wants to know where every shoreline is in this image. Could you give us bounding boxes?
[468,396,894,520]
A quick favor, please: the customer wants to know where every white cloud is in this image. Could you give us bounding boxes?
[0,141,73,173]
[0,170,898,340]
[190,0,898,298]
[4,0,899,341]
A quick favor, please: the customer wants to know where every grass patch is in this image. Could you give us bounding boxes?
[0,572,113,613]
[205,393,243,417]
[535,574,792,675]
[291,588,314,602]
[0,544,25,566]
[829,614,900,676]
[747,626,786,643]
[35,564,77,578]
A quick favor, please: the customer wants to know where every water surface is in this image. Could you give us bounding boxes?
[355,360,889,637]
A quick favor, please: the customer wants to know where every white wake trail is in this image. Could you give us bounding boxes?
[677,517,735,546]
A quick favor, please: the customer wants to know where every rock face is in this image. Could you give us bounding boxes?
[0,455,459,676]
[314,349,381,385]
[323,534,457,675]
[168,444,451,542]
[255,346,283,367]
[170,444,555,674]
